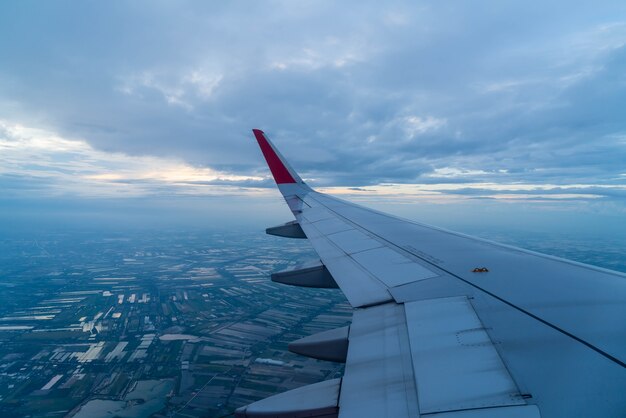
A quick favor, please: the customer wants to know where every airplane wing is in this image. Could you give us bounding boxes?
[235,129,626,418]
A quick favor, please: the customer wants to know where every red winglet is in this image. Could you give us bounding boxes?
[252,129,297,184]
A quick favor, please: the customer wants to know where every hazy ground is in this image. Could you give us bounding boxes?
[0,218,623,417]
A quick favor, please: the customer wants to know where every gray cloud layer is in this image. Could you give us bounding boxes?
[1,1,626,189]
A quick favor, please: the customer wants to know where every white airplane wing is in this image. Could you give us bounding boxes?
[235,129,626,418]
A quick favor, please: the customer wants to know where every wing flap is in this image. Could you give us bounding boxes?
[405,296,525,413]
[428,405,541,418]
[339,303,419,418]
[339,297,532,418]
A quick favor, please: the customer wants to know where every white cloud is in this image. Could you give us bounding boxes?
[403,116,446,139]
[118,69,223,110]
[0,120,263,197]
[319,182,625,204]
[565,22,626,58]
[269,39,365,71]
[427,167,491,178]
[383,11,410,26]
[478,78,544,93]
[184,71,223,100]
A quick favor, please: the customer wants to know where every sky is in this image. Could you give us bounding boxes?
[1,1,626,235]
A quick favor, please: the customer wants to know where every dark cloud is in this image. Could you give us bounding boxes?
[1,1,626,190]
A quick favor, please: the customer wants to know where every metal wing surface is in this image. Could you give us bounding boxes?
[235,129,626,418]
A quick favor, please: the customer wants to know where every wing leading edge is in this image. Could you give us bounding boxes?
[235,130,626,418]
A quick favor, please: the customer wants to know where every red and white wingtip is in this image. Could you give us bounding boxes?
[252,129,305,185]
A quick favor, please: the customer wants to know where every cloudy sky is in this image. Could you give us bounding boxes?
[1,1,626,231]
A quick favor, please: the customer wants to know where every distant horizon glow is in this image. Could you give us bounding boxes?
[2,119,625,206]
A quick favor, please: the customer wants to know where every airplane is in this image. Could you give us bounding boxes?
[235,129,626,418]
